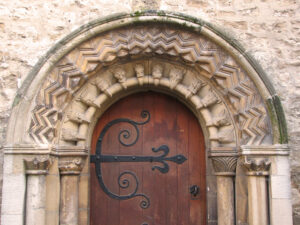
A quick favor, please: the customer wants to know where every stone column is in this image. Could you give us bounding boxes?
[240,145,293,225]
[58,156,85,225]
[24,157,51,225]
[242,156,270,225]
[210,150,238,225]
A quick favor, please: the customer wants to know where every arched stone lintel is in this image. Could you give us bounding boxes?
[6,11,286,146]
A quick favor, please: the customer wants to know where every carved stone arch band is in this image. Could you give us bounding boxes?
[24,22,273,149]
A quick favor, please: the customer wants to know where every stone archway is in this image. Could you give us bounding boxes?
[1,11,292,225]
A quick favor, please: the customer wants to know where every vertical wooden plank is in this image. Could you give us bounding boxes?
[103,104,122,225]
[163,95,178,225]
[189,113,206,225]
[176,101,191,225]
[141,92,156,225]
[118,94,144,225]
[153,93,168,225]
[90,112,109,225]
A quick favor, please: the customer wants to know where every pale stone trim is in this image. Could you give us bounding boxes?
[58,152,87,225]
[3,145,50,155]
[240,144,293,225]
[24,158,51,225]
[209,149,237,225]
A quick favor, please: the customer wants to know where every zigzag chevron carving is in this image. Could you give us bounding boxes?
[29,26,271,145]
[212,57,269,145]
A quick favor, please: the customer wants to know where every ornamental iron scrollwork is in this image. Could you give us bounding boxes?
[90,110,187,209]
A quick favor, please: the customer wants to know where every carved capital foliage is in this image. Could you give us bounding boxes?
[242,156,271,176]
[55,145,87,175]
[58,157,85,175]
[24,157,51,175]
[209,149,238,176]
[211,157,238,176]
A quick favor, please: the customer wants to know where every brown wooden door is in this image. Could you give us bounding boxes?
[90,92,206,225]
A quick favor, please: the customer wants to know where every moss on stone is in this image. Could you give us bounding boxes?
[266,96,289,144]
[273,95,289,143]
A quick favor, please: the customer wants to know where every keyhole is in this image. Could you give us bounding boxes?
[189,185,199,197]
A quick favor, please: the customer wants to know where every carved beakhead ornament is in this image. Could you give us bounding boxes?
[113,67,126,83]
[134,64,145,78]
[169,67,185,89]
[152,64,163,79]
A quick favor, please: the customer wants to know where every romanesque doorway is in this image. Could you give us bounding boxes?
[90,91,207,225]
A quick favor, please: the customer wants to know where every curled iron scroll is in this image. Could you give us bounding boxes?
[90,110,187,210]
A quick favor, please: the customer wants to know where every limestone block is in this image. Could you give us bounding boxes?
[216,176,235,225]
[60,176,79,225]
[3,155,25,175]
[79,175,89,209]
[270,175,292,199]
[270,198,293,225]
[270,156,290,176]
[79,209,88,225]
[46,174,60,211]
[1,214,23,225]
[45,211,59,225]
[1,174,25,215]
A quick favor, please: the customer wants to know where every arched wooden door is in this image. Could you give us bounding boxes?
[90,92,206,225]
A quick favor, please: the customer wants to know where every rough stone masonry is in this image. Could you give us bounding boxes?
[0,0,299,223]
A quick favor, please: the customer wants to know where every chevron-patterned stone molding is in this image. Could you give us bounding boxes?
[28,25,271,147]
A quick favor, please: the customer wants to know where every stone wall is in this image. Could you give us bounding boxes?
[0,0,299,223]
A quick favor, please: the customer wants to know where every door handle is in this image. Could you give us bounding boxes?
[189,185,199,197]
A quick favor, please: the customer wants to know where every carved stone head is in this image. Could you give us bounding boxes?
[134,64,145,78]
[113,68,126,83]
[152,64,163,79]
[95,77,109,92]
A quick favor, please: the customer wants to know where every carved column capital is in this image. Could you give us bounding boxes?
[242,156,271,176]
[58,157,86,175]
[24,157,51,175]
[209,148,238,176]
